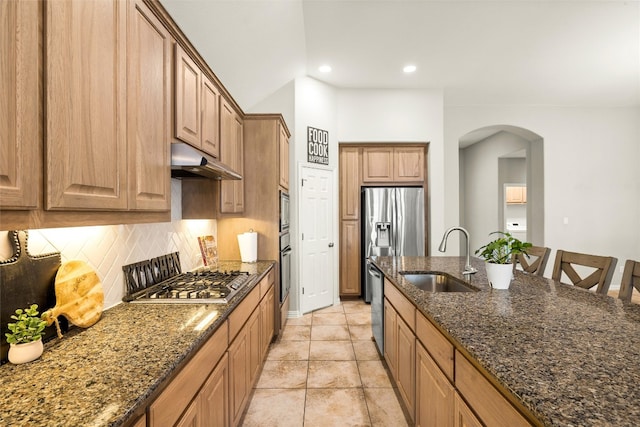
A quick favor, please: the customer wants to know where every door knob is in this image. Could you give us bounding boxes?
[328,243,334,248]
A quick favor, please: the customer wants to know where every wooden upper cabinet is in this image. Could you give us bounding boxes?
[220,98,244,213]
[127,0,171,211]
[0,0,40,210]
[46,0,128,210]
[394,146,425,182]
[362,146,425,183]
[279,124,289,190]
[233,114,244,212]
[506,185,526,204]
[174,44,201,147]
[174,44,221,159]
[362,147,394,182]
[201,76,221,158]
[340,147,360,220]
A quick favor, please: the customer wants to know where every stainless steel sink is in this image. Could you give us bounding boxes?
[400,273,478,293]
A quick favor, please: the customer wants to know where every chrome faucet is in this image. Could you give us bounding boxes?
[438,226,478,275]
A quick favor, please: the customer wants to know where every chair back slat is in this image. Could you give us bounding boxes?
[513,246,550,276]
[618,260,640,303]
[551,250,617,295]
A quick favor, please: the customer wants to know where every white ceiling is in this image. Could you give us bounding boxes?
[160,0,640,112]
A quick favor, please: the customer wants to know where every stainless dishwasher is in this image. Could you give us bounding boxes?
[368,260,384,355]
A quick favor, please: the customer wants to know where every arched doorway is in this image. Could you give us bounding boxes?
[458,125,544,248]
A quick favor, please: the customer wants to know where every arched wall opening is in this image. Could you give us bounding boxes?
[458,125,544,250]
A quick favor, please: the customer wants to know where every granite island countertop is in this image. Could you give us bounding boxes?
[0,260,275,427]
[373,256,640,427]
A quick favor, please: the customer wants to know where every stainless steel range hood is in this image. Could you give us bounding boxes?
[171,143,241,180]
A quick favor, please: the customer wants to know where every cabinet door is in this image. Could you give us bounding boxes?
[220,98,244,213]
[416,343,454,427]
[396,316,416,420]
[0,0,40,209]
[383,299,398,377]
[362,147,393,182]
[175,44,201,146]
[201,76,220,158]
[339,220,360,296]
[127,0,171,211]
[454,393,482,427]
[339,147,360,220]
[279,125,289,190]
[175,398,200,427]
[260,286,275,359]
[200,353,229,427]
[46,0,127,210]
[394,147,425,182]
[248,308,261,387]
[506,186,524,204]
[455,352,531,426]
[233,114,244,212]
[229,326,250,426]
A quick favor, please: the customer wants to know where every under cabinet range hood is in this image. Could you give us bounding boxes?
[170,143,241,180]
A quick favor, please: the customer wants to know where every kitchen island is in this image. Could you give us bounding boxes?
[374,256,640,426]
[0,261,275,426]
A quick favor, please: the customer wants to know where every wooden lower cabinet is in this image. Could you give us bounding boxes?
[176,399,199,427]
[416,342,454,427]
[396,317,415,418]
[454,393,483,427]
[339,220,360,296]
[383,299,398,376]
[455,352,530,427]
[200,353,229,427]
[149,322,228,426]
[148,267,275,427]
[260,286,275,359]
[229,307,263,427]
[384,297,415,422]
[384,282,533,426]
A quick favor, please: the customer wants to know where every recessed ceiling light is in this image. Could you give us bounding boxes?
[403,65,417,73]
[319,65,332,73]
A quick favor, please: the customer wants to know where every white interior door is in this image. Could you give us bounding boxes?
[300,166,335,313]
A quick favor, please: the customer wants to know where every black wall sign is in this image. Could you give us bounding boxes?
[307,126,329,165]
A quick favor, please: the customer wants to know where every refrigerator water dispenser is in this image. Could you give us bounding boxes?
[375,222,391,247]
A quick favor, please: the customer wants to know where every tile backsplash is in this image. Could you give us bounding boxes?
[0,180,217,309]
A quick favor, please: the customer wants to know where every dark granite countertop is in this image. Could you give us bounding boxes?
[373,256,640,427]
[0,260,275,427]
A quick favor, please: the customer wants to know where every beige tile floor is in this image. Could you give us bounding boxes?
[240,300,410,427]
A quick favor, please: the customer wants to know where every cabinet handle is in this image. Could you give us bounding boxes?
[328,243,334,248]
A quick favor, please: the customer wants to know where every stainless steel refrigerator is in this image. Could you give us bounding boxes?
[363,187,425,355]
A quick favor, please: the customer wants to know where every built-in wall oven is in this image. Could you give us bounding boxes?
[280,191,291,303]
[280,233,291,303]
[280,191,290,232]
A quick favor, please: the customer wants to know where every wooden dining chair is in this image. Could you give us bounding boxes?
[513,246,551,276]
[551,250,617,295]
[618,260,640,303]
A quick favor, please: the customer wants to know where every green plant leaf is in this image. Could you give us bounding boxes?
[475,231,532,264]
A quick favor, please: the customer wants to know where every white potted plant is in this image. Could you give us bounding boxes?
[475,232,531,289]
[5,304,47,364]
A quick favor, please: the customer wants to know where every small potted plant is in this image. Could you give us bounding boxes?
[475,232,531,289]
[5,304,47,364]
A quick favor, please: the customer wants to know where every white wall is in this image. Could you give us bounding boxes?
[446,105,640,284]
[337,88,445,254]
[460,132,529,250]
[291,77,339,315]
